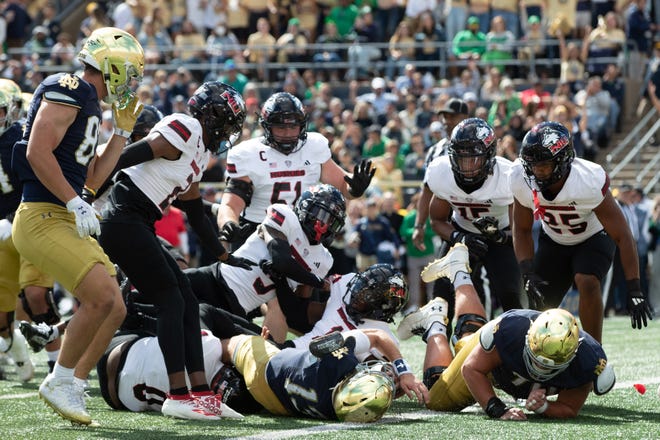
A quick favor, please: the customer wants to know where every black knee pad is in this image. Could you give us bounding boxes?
[19,289,60,325]
[451,313,487,346]
[423,366,446,389]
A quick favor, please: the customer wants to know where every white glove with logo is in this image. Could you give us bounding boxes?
[66,196,100,238]
[0,218,11,241]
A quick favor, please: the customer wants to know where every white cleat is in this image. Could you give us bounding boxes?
[421,243,471,283]
[9,329,34,382]
[39,374,92,425]
[162,392,244,421]
[193,391,244,419]
[397,297,449,341]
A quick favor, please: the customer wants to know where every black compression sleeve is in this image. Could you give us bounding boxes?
[177,197,226,258]
[116,139,154,170]
[267,238,325,288]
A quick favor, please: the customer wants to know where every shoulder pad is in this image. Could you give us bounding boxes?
[478,318,500,351]
[593,361,615,395]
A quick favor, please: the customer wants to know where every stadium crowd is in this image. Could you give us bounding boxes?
[0,0,658,429]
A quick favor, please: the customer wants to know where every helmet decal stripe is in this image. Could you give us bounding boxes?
[168,119,191,141]
[221,90,242,116]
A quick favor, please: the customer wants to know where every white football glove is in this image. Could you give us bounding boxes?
[0,218,12,241]
[66,196,100,238]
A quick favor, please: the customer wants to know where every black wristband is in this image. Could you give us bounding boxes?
[485,396,509,419]
[626,278,641,292]
[519,259,534,275]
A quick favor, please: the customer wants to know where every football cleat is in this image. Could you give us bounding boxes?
[19,321,57,353]
[39,374,92,425]
[8,329,34,382]
[421,243,471,283]
[192,391,244,419]
[162,393,226,421]
[397,297,449,341]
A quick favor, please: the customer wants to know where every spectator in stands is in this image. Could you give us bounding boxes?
[626,0,655,81]
[452,16,487,60]
[49,32,75,68]
[347,7,381,80]
[355,77,399,127]
[137,15,174,65]
[505,112,526,144]
[172,19,207,65]
[240,0,275,37]
[276,17,309,66]
[327,0,359,38]
[206,25,243,66]
[362,124,388,158]
[26,26,53,67]
[385,21,416,81]
[587,13,625,75]
[3,0,31,56]
[216,59,249,94]
[520,78,551,110]
[480,67,505,107]
[40,2,61,41]
[452,63,481,101]
[482,14,516,75]
[243,17,277,81]
[574,75,616,148]
[79,2,111,41]
[557,28,590,93]
[601,63,625,132]
[497,133,518,160]
[518,15,547,76]
[350,197,401,271]
[227,0,250,43]
[375,0,406,43]
[487,78,522,125]
[112,0,139,33]
[292,0,319,41]
[313,19,345,82]
[414,10,446,75]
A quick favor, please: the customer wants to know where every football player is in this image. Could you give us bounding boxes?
[0,86,44,382]
[186,184,344,343]
[97,81,255,421]
[399,243,615,420]
[224,327,427,421]
[419,118,522,340]
[216,92,375,249]
[511,121,653,342]
[10,27,145,426]
[284,263,409,352]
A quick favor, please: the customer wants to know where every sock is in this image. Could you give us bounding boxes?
[73,376,88,389]
[423,321,447,342]
[51,362,74,379]
[47,349,59,363]
[453,271,473,289]
[169,386,189,396]
[190,385,211,393]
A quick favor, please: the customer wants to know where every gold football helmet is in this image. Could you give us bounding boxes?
[0,78,23,123]
[0,89,13,135]
[77,27,145,109]
[524,308,581,381]
[332,361,395,423]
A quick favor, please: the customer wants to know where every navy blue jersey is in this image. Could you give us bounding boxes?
[266,341,359,419]
[0,123,24,218]
[489,309,608,399]
[12,73,101,206]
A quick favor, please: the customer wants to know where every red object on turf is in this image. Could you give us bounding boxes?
[633,383,646,394]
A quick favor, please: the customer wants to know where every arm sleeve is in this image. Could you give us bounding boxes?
[267,237,325,288]
[177,197,226,259]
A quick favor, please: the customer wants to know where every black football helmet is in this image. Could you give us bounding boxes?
[259,92,308,155]
[344,264,408,324]
[295,184,346,246]
[188,81,246,154]
[130,105,163,142]
[448,118,497,190]
[520,121,575,190]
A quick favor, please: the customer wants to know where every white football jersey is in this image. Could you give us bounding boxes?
[292,273,397,362]
[123,114,210,211]
[221,203,333,314]
[510,158,609,245]
[424,138,449,168]
[425,156,514,233]
[117,331,224,412]
[225,132,331,223]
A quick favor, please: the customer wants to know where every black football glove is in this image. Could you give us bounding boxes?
[472,216,508,244]
[344,159,375,198]
[450,231,489,259]
[220,221,254,244]
[522,272,548,310]
[627,281,653,329]
[222,253,256,270]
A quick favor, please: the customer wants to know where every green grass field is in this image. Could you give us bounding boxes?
[1,316,659,440]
